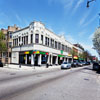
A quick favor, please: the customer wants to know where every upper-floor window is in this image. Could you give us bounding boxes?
[22,37,24,45]
[51,39,52,47]
[55,41,57,49]
[26,36,28,44]
[35,34,39,43]
[24,36,25,45]
[52,39,54,48]
[58,42,61,50]
[16,38,18,46]
[31,34,33,43]
[8,42,12,48]
[62,44,64,50]
[41,35,43,44]
[9,32,12,38]
[65,46,68,52]
[47,38,49,46]
[45,37,47,46]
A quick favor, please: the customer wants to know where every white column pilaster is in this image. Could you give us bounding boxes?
[38,54,41,66]
[51,55,53,65]
[55,56,58,65]
[43,36,45,45]
[25,55,27,64]
[47,55,50,65]
[64,57,66,62]
[33,33,35,43]
[39,34,41,44]
[31,54,34,65]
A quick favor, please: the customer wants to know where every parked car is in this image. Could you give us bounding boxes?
[0,61,3,67]
[61,62,71,69]
[71,61,78,67]
[82,61,86,65]
[77,61,83,67]
[93,62,100,71]
[85,61,91,65]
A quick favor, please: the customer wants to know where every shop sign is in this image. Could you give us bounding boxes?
[29,50,34,54]
[74,56,78,59]
[40,52,46,55]
[60,57,63,60]
[24,51,29,54]
[40,52,49,55]
[35,51,40,54]
[58,55,64,57]
[79,58,84,60]
[68,54,72,57]
[46,53,48,55]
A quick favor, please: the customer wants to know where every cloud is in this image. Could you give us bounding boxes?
[80,42,99,57]
[79,10,91,26]
[48,0,75,13]
[58,31,78,43]
[78,31,86,37]
[72,0,84,14]
[89,33,94,40]
[83,15,97,27]
[15,14,22,23]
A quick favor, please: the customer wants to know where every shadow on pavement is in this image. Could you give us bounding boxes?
[96,70,100,74]
[83,67,92,71]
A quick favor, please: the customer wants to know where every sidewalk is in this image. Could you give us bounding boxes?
[3,64,61,71]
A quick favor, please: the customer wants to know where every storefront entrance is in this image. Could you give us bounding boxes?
[34,54,38,66]
[19,53,25,64]
[41,54,47,64]
[53,56,56,64]
[27,54,31,64]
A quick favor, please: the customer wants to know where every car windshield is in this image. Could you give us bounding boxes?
[63,62,67,64]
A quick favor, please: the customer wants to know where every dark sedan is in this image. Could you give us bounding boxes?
[0,61,3,67]
[93,62,100,71]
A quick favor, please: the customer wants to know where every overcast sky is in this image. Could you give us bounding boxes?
[0,0,100,58]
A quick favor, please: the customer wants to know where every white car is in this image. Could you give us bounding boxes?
[61,62,71,69]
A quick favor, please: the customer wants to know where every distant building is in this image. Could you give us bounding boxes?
[74,43,84,54]
[0,25,20,64]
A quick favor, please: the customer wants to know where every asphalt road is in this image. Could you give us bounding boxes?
[0,65,100,100]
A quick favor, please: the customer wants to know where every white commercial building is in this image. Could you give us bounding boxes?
[12,21,74,66]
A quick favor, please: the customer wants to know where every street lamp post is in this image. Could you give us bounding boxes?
[86,0,96,8]
[19,37,23,68]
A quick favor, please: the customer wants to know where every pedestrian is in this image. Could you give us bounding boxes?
[46,62,49,68]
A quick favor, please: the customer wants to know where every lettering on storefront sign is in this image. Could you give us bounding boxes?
[61,50,63,54]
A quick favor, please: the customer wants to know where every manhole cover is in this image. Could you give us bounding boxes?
[37,75,42,77]
[84,78,89,81]
[10,73,16,75]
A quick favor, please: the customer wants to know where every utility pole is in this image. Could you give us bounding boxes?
[86,0,96,8]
